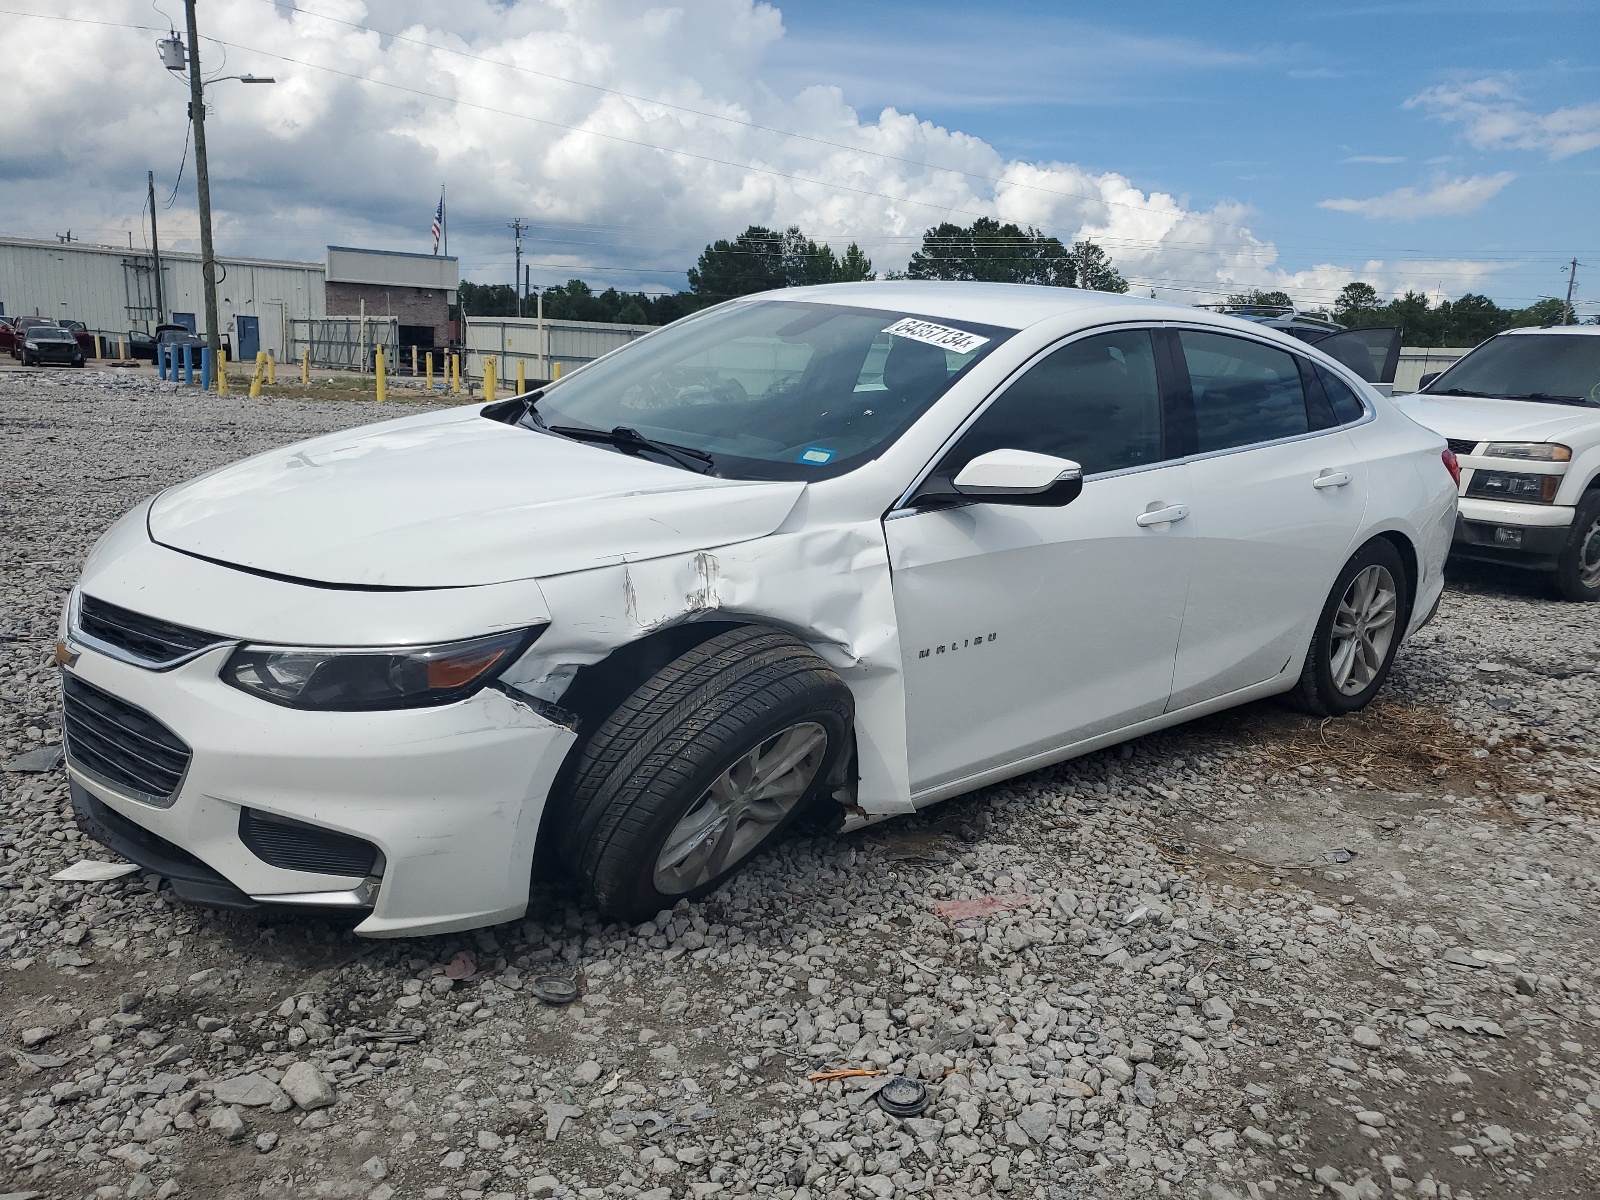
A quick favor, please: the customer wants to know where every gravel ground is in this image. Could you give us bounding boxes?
[3,370,1599,1200]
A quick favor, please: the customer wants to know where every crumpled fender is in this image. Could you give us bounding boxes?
[500,519,914,816]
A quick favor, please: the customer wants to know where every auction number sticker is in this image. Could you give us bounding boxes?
[882,318,990,356]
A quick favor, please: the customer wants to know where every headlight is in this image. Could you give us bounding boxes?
[1482,442,1571,461]
[1464,470,1560,504]
[222,627,542,710]
[24,341,38,349]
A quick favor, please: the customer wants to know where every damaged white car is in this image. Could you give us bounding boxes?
[60,282,1457,936]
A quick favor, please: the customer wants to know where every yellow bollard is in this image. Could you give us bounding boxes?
[516,357,526,395]
[484,356,497,403]
[451,353,461,394]
[375,345,387,403]
[425,352,433,391]
[411,345,418,378]
[301,349,310,385]
[249,351,265,399]
[118,335,127,360]
[94,335,103,360]
[217,349,228,395]
[552,361,562,380]
[266,350,276,385]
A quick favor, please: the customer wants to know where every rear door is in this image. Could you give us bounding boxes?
[1314,327,1402,391]
[1165,328,1369,710]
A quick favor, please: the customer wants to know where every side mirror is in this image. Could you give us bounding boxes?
[951,449,1083,507]
[1418,372,1441,390]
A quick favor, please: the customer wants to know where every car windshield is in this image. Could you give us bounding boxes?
[31,327,71,341]
[522,299,1014,479]
[1422,334,1600,406]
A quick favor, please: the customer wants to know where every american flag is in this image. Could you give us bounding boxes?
[431,196,443,254]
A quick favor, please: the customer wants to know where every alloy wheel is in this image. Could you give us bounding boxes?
[1328,564,1398,696]
[1579,517,1600,590]
[652,721,827,895]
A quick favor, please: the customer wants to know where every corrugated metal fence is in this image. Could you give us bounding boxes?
[462,316,654,381]
[289,317,400,372]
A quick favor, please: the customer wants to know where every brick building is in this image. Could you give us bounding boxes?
[323,246,458,350]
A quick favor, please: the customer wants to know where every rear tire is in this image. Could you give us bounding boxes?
[1285,538,1410,717]
[1553,491,1600,602]
[557,626,853,923]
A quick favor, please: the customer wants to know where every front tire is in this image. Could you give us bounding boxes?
[558,626,853,923]
[1285,538,1409,717]
[1553,491,1600,602]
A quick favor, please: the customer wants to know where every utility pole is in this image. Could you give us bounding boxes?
[511,218,525,318]
[1564,258,1580,326]
[147,170,166,328]
[183,0,221,360]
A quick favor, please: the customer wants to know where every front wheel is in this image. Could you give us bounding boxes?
[1285,538,1409,717]
[557,626,853,923]
[1553,491,1600,602]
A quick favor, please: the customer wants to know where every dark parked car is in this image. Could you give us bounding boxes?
[19,325,86,367]
[59,319,98,356]
[8,317,55,359]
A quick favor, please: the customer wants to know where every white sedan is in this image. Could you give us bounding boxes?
[60,283,1457,935]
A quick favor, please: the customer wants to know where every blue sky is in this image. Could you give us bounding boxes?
[5,0,1597,312]
[767,0,1599,308]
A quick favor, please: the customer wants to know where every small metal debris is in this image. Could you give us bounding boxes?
[4,745,63,773]
[529,974,580,1005]
[807,1068,885,1082]
[876,1075,929,1118]
[1322,847,1355,864]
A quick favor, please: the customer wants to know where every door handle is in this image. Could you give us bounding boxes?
[1135,504,1189,528]
[1313,470,1352,489]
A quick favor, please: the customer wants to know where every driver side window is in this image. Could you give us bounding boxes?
[946,329,1165,476]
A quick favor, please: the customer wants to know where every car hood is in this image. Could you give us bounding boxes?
[147,407,807,587]
[1393,393,1596,445]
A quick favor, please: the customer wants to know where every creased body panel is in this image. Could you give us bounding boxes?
[508,519,915,816]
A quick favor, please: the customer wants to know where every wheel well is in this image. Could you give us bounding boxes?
[1372,530,1419,619]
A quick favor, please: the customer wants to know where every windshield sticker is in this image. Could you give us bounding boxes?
[882,318,990,356]
[797,446,836,465]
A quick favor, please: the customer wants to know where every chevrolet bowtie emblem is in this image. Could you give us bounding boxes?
[54,640,79,668]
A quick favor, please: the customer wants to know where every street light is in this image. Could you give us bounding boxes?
[158,3,277,361]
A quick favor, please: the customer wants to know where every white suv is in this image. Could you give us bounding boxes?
[1396,326,1600,600]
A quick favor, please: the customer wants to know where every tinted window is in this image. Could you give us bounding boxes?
[1422,333,1600,406]
[1179,330,1309,452]
[947,329,1164,476]
[1315,366,1366,424]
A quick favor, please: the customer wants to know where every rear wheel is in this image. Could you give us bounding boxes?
[1553,490,1600,602]
[1285,538,1409,717]
[558,626,853,923]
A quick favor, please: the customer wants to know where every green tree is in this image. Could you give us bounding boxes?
[1510,298,1569,329]
[615,297,650,325]
[1333,282,1382,327]
[454,281,519,318]
[1225,288,1293,310]
[687,225,873,298]
[1069,241,1128,292]
[902,218,1075,285]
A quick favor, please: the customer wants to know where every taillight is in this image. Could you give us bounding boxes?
[1441,448,1461,487]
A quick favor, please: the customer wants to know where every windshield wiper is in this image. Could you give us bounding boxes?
[546,424,716,473]
[1430,387,1493,398]
[1502,392,1592,407]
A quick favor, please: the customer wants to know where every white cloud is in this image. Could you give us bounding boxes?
[0,0,1507,310]
[1408,78,1600,160]
[1318,173,1514,220]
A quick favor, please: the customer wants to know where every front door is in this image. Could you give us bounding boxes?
[886,327,1195,797]
[1165,328,1369,709]
[236,315,260,361]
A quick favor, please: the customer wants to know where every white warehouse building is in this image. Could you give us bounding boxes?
[0,236,325,356]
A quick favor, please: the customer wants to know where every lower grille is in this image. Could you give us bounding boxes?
[239,808,378,877]
[1446,438,1479,456]
[61,674,191,807]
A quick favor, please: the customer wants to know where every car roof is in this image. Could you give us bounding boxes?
[762,280,1330,347]
[1501,325,1600,337]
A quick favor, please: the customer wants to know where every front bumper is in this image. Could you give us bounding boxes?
[63,644,576,938]
[1451,498,1573,568]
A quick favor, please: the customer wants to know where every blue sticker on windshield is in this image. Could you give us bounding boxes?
[797,446,836,465]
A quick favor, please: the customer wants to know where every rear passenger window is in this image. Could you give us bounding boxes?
[1315,365,1366,425]
[947,329,1164,476]
[1178,330,1309,452]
